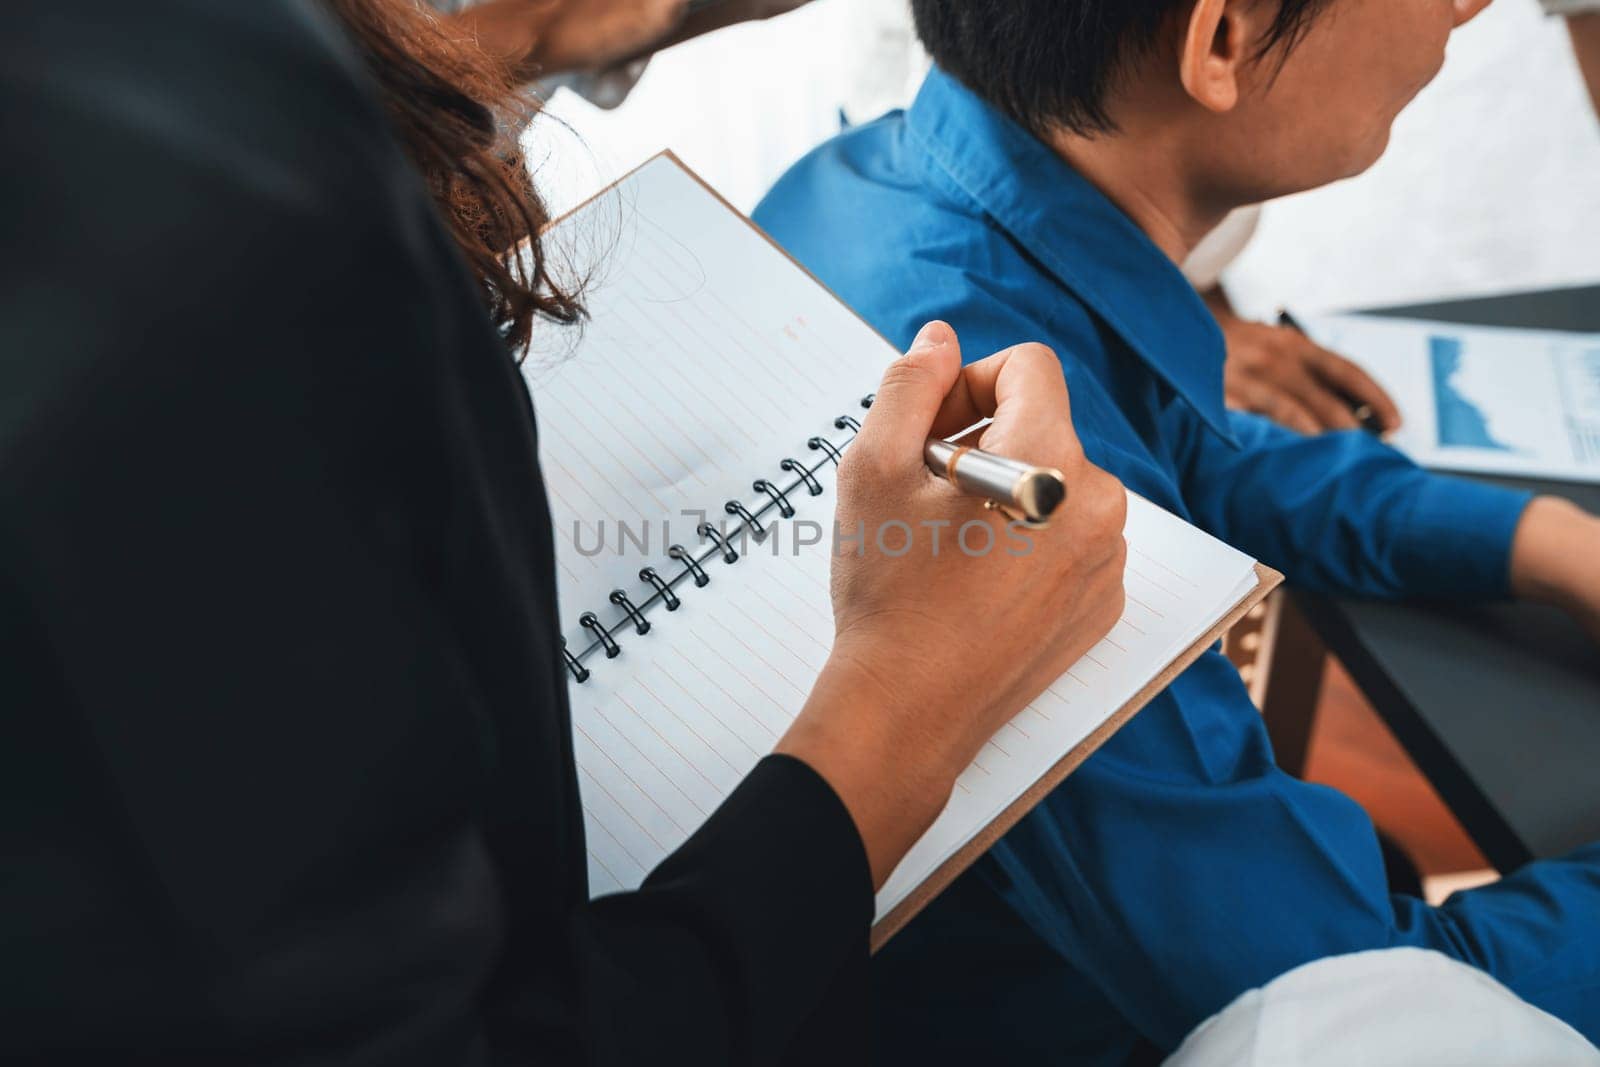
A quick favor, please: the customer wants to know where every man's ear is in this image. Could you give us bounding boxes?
[1179,0,1251,113]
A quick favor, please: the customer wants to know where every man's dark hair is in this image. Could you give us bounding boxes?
[911,0,1334,138]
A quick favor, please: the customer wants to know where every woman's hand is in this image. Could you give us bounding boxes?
[1208,299,1402,436]
[450,0,812,81]
[776,322,1129,888]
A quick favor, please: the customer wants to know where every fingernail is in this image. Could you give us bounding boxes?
[909,320,952,354]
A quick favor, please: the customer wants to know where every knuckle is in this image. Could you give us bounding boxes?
[1085,534,1127,588]
[1106,481,1129,526]
[1011,341,1060,369]
[1102,586,1128,629]
[1081,469,1127,534]
[1109,532,1130,569]
[1014,343,1071,390]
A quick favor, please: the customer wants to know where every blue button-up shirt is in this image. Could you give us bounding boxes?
[754,68,1600,1062]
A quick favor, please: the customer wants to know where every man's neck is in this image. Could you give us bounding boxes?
[1045,124,1227,265]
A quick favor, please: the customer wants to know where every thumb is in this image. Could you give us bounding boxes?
[852,321,963,478]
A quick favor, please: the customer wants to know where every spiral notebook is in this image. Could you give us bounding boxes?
[523,153,1281,948]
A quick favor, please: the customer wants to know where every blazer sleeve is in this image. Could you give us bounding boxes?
[572,756,873,1064]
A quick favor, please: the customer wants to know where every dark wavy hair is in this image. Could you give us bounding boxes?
[326,0,583,356]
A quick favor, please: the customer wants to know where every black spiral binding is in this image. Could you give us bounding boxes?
[670,544,712,587]
[781,458,824,496]
[753,479,796,518]
[698,522,740,563]
[580,613,621,658]
[639,567,681,610]
[610,590,650,635]
[560,409,866,684]
[562,639,590,684]
[808,436,844,466]
[724,501,765,538]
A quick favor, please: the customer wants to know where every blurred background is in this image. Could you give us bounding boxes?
[526,0,1600,317]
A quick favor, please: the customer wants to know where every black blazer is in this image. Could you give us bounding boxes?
[0,2,871,1062]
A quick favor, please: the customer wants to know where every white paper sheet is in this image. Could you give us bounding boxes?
[531,155,1262,926]
[523,155,896,650]
[1301,315,1600,484]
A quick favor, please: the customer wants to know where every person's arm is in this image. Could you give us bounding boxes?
[569,325,1131,1061]
[777,325,1129,887]
[950,410,1600,1055]
[990,742,1600,1051]
[1172,410,1600,639]
[1507,495,1600,642]
[1180,206,1400,436]
[3,6,1132,1061]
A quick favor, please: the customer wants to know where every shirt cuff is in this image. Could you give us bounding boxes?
[1391,476,1534,600]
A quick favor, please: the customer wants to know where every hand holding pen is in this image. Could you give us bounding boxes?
[1276,310,1395,435]
[1201,288,1401,435]
[778,321,1128,886]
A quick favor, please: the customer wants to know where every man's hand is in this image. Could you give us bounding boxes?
[451,0,812,82]
[1511,496,1600,646]
[1206,295,1402,435]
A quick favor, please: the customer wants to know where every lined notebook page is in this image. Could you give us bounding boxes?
[523,155,894,649]
[571,490,1257,920]
[526,153,1263,927]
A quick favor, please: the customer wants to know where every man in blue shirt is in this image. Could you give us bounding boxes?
[754,0,1600,1060]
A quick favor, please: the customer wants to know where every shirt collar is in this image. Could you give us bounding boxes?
[906,66,1237,444]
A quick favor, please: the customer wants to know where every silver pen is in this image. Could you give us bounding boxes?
[924,439,1067,527]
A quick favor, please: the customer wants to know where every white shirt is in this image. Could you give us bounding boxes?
[1180,205,1262,291]
[1167,949,1599,1066]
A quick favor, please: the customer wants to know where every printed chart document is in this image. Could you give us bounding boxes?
[1302,314,1600,484]
[529,153,1281,947]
